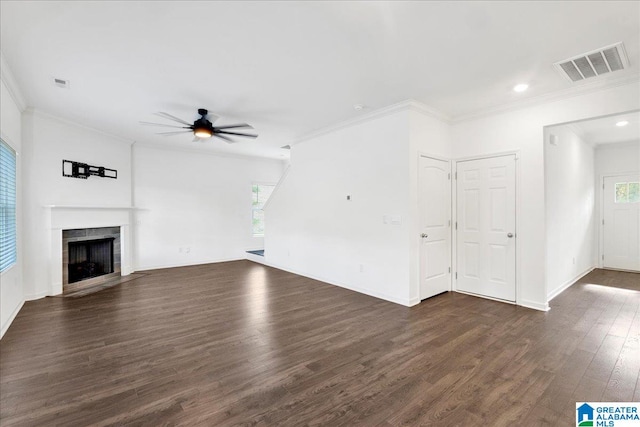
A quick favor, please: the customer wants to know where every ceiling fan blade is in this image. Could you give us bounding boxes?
[140,121,189,129]
[214,134,237,144]
[207,113,220,124]
[216,130,258,138]
[213,123,254,130]
[157,131,192,136]
[154,112,192,126]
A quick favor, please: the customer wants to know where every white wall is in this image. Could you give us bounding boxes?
[451,82,640,310]
[545,127,596,299]
[21,110,133,299]
[0,79,24,338]
[133,144,285,270]
[266,109,414,305]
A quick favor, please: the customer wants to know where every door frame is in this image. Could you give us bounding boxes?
[417,153,452,301]
[598,171,640,269]
[453,150,521,306]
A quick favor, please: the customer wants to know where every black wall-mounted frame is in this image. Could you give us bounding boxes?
[62,160,117,180]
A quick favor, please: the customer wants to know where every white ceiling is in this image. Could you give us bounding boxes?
[567,111,640,146]
[1,1,639,159]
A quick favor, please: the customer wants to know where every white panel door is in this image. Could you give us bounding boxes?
[419,156,451,299]
[456,155,516,301]
[603,175,640,272]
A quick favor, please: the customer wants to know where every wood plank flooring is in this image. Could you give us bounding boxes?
[1,263,639,426]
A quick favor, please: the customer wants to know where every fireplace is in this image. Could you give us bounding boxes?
[62,227,121,293]
[68,237,115,283]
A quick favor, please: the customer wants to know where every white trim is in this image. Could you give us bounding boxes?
[519,299,550,312]
[257,259,417,307]
[452,73,640,124]
[24,290,50,301]
[0,299,24,339]
[136,257,244,272]
[293,99,450,146]
[547,266,595,301]
[25,108,134,145]
[0,51,27,112]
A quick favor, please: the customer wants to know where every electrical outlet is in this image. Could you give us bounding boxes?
[186,247,191,254]
[359,264,364,273]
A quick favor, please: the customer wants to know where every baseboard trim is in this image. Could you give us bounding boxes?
[547,266,595,302]
[408,297,421,307]
[136,257,244,272]
[256,260,413,307]
[1,299,25,339]
[519,299,550,312]
[24,291,51,301]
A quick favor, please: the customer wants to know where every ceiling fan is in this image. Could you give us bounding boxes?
[140,108,257,143]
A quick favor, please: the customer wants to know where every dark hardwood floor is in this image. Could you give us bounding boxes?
[1,262,639,426]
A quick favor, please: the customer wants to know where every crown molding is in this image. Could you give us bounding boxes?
[25,108,135,145]
[452,73,640,124]
[0,51,27,112]
[292,99,450,146]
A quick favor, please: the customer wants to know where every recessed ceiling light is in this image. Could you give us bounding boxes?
[513,83,529,93]
[353,104,365,111]
[616,120,629,127]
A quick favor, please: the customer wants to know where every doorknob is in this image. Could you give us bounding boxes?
[507,233,514,238]
[421,233,428,238]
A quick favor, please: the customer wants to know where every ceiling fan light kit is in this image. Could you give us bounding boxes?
[140,108,257,143]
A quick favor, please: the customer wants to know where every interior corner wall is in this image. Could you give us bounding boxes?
[408,110,452,303]
[545,127,596,299]
[21,110,132,300]
[1,79,24,338]
[451,82,640,311]
[132,144,285,271]
[265,110,413,305]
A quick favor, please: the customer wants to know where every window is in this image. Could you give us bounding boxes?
[615,182,640,203]
[0,139,17,273]
[252,184,275,236]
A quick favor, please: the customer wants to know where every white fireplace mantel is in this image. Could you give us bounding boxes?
[46,205,135,296]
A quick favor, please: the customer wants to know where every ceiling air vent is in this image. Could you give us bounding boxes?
[280,145,291,150]
[52,77,70,89]
[554,42,629,82]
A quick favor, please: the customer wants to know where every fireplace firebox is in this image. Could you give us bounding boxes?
[68,237,115,283]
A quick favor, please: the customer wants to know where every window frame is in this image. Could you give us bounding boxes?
[0,138,17,274]
[251,182,276,237]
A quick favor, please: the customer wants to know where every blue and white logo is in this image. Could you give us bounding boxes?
[576,402,640,427]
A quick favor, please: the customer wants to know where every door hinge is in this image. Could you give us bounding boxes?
[455,222,458,230]
[455,172,457,179]
[602,219,605,225]
[448,267,451,273]
[602,254,604,260]
[603,183,605,189]
[455,272,458,279]
[448,173,451,180]
[448,220,451,227]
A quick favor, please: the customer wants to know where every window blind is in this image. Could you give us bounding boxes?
[0,139,17,272]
